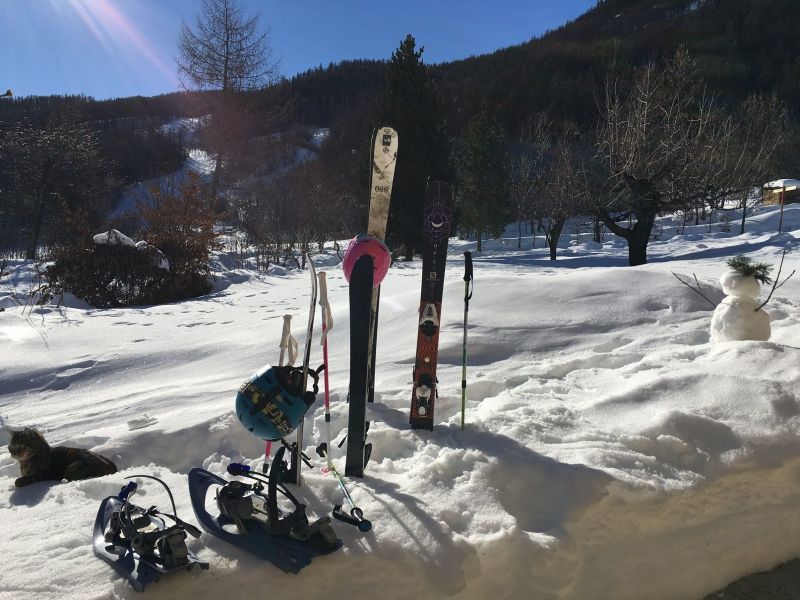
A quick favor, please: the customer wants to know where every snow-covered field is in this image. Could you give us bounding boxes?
[1,205,799,600]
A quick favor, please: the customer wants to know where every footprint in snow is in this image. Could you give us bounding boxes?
[127,413,159,431]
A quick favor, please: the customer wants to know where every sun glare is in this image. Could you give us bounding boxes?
[64,0,177,88]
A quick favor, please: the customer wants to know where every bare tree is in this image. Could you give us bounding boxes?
[596,50,713,265]
[530,125,591,260]
[0,112,116,259]
[709,94,787,234]
[511,114,550,248]
[178,0,280,203]
[596,49,787,265]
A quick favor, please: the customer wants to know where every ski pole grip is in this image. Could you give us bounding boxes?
[463,251,473,282]
[318,271,329,306]
[280,315,292,349]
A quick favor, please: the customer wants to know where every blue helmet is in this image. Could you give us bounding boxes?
[235,365,321,441]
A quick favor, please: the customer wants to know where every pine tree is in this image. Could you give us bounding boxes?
[376,34,448,260]
[455,107,511,252]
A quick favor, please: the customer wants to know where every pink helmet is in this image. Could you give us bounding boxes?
[343,234,391,287]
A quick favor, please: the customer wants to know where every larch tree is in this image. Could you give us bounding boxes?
[178,0,279,204]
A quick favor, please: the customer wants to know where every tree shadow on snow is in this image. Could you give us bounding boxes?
[435,423,614,533]
[358,475,476,597]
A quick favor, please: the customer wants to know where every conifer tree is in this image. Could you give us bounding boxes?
[455,107,510,252]
[376,34,448,260]
[178,0,278,206]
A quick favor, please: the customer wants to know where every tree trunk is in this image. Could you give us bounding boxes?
[25,189,47,260]
[599,207,657,266]
[546,219,565,261]
[211,153,223,209]
[627,210,656,266]
[739,197,748,235]
[593,216,603,243]
[476,231,482,253]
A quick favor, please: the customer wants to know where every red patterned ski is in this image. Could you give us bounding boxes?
[409,179,453,430]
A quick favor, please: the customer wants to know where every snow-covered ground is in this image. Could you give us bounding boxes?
[109,122,329,220]
[1,205,799,599]
[108,148,216,219]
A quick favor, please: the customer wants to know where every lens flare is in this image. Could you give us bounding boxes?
[65,0,177,88]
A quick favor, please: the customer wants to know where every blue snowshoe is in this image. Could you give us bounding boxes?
[93,475,209,592]
[187,446,341,573]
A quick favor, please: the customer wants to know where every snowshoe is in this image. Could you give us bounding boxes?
[187,446,342,574]
[93,475,208,592]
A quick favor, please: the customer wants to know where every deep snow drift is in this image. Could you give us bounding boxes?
[1,205,799,600]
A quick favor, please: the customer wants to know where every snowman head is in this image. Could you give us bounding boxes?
[720,256,772,298]
[719,270,761,298]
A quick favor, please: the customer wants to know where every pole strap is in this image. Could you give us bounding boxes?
[463,251,474,301]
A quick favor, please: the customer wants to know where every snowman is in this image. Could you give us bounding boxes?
[710,257,771,343]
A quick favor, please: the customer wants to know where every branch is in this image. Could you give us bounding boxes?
[757,246,796,311]
[672,272,717,308]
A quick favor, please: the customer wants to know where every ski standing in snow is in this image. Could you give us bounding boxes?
[410,178,454,429]
[345,126,397,476]
[288,255,318,485]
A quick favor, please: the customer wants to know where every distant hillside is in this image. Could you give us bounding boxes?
[2,0,796,143]
[274,0,799,136]
[434,0,800,134]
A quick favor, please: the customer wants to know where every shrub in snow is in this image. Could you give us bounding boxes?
[710,257,771,343]
[135,171,221,300]
[46,237,173,308]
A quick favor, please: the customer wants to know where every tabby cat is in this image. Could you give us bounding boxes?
[8,427,117,487]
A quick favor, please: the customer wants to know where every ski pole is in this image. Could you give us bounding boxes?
[265,315,298,466]
[318,271,334,469]
[461,251,473,430]
[316,444,372,532]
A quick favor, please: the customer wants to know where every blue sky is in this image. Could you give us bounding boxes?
[1,0,597,100]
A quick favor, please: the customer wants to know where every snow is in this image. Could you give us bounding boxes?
[764,179,800,190]
[92,229,136,248]
[711,270,771,342]
[710,294,771,342]
[91,230,170,271]
[311,127,330,148]
[1,204,799,599]
[157,117,211,150]
[109,116,215,220]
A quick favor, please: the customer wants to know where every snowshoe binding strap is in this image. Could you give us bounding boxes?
[273,364,324,407]
[218,449,339,553]
[104,475,201,569]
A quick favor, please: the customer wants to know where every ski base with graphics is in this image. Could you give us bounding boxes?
[410,179,453,430]
[366,125,398,405]
[345,126,397,476]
